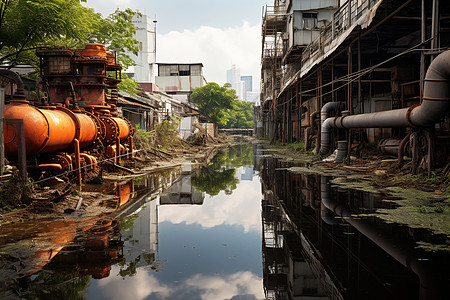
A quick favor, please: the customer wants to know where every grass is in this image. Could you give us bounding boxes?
[287,140,305,152]
[0,171,33,213]
[133,118,182,152]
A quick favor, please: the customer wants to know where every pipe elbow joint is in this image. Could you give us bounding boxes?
[319,118,334,156]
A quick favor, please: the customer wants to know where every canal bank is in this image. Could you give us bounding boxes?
[257,140,450,238]
[0,141,263,299]
[0,139,448,299]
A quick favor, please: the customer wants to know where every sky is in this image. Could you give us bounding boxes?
[85,0,269,90]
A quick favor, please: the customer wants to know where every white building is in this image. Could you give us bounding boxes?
[155,63,205,104]
[226,65,244,101]
[246,91,261,105]
[127,14,157,84]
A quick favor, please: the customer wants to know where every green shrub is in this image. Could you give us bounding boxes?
[287,141,305,152]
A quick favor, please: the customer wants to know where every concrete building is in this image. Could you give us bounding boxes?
[259,0,450,173]
[127,14,157,84]
[155,63,205,103]
[160,165,205,205]
[246,91,260,105]
[241,75,253,101]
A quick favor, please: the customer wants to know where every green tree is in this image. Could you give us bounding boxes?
[0,0,97,66]
[0,1,141,94]
[225,100,254,128]
[86,8,141,69]
[191,168,239,196]
[190,82,238,126]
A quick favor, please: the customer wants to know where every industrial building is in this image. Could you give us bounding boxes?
[257,0,450,174]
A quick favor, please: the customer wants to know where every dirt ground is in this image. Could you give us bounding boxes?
[0,137,231,226]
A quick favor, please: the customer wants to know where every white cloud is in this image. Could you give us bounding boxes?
[157,22,261,89]
[185,272,265,300]
[97,266,172,299]
[159,178,262,233]
[96,267,264,300]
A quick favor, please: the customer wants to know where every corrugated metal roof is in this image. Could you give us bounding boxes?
[157,63,203,67]
[119,91,160,109]
[116,97,156,110]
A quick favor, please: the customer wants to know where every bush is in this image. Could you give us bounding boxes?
[287,141,305,152]
[133,118,181,151]
[133,124,155,152]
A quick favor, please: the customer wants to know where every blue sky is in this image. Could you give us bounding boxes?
[85,0,268,88]
[87,0,268,34]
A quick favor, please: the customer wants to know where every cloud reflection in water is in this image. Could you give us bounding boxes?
[95,267,264,300]
[159,171,262,233]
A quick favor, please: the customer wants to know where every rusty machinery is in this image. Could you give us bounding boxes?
[3,44,134,184]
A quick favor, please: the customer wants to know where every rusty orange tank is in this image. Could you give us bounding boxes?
[3,44,134,182]
[4,100,97,157]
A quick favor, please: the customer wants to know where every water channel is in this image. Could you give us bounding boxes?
[0,141,449,299]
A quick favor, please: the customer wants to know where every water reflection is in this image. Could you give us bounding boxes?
[88,142,264,299]
[1,143,264,299]
[0,169,180,298]
[191,144,254,196]
[259,156,449,300]
[5,141,443,299]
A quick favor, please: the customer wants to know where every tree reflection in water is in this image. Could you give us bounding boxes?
[191,144,253,196]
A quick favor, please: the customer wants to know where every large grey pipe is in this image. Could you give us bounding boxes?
[320,102,345,155]
[320,50,450,156]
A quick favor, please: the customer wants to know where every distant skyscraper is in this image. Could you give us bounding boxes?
[240,75,252,101]
[240,76,252,92]
[226,65,244,101]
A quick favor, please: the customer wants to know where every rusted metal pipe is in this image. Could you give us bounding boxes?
[378,138,403,156]
[36,164,63,171]
[320,50,450,156]
[74,139,81,186]
[0,88,4,178]
[397,132,412,167]
[115,137,121,164]
[129,135,134,159]
[4,101,97,157]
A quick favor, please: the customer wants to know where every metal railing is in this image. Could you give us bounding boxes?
[301,0,380,66]
[262,4,287,19]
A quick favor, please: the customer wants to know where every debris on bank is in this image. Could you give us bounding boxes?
[262,141,450,236]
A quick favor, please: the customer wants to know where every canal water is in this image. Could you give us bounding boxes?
[0,142,449,299]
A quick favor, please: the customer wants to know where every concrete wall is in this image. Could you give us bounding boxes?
[179,116,195,139]
[128,14,156,83]
[289,0,338,10]
[289,9,335,48]
[203,123,216,137]
[155,75,204,93]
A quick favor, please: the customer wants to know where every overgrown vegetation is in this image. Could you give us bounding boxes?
[392,171,449,188]
[0,171,33,213]
[287,140,305,152]
[133,118,182,152]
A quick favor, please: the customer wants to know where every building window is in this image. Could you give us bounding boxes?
[191,65,202,76]
[170,65,178,76]
[303,13,318,29]
[159,65,170,76]
[179,65,190,76]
